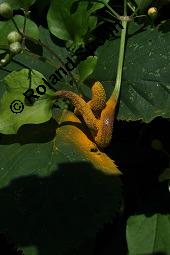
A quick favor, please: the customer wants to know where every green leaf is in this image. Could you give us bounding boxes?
[0,49,6,54]
[0,69,53,134]
[0,0,36,10]
[0,15,39,48]
[77,56,97,82]
[0,109,122,255]
[47,0,109,50]
[126,214,170,254]
[90,22,170,122]
[0,26,75,103]
[15,26,77,91]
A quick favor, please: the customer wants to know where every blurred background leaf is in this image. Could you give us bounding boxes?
[126,213,170,254]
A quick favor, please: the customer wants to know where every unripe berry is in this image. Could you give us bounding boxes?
[0,58,7,66]
[0,2,13,19]
[7,31,22,43]
[0,53,11,67]
[9,42,22,55]
[148,7,158,20]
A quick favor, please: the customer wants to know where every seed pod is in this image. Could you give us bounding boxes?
[9,42,22,55]
[87,81,106,117]
[7,31,22,43]
[148,7,158,20]
[0,2,13,19]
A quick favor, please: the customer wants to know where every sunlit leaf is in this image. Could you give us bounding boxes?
[0,109,122,255]
[0,69,53,134]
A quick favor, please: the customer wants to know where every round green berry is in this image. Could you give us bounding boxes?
[7,31,22,43]
[0,2,13,19]
[0,53,11,67]
[0,58,7,66]
[9,42,22,55]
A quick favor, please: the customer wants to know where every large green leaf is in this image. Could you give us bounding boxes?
[0,69,53,134]
[89,22,170,122]
[126,214,170,254]
[0,109,122,255]
[47,0,109,50]
[0,15,39,48]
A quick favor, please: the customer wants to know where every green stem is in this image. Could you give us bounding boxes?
[112,0,127,100]
[23,11,27,34]
[22,10,28,49]
[101,1,120,20]
[124,0,127,16]
[11,18,22,35]
[127,0,136,12]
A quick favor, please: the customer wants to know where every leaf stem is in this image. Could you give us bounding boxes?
[101,1,121,20]
[22,10,27,34]
[11,18,22,35]
[112,0,127,100]
[127,0,136,12]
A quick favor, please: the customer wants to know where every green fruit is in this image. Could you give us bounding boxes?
[0,53,11,67]
[0,2,13,19]
[9,42,22,55]
[7,31,22,43]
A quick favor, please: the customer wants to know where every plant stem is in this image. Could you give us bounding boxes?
[11,18,22,35]
[23,11,27,34]
[22,10,28,49]
[124,0,127,16]
[112,0,127,100]
[101,1,121,20]
[127,0,136,12]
